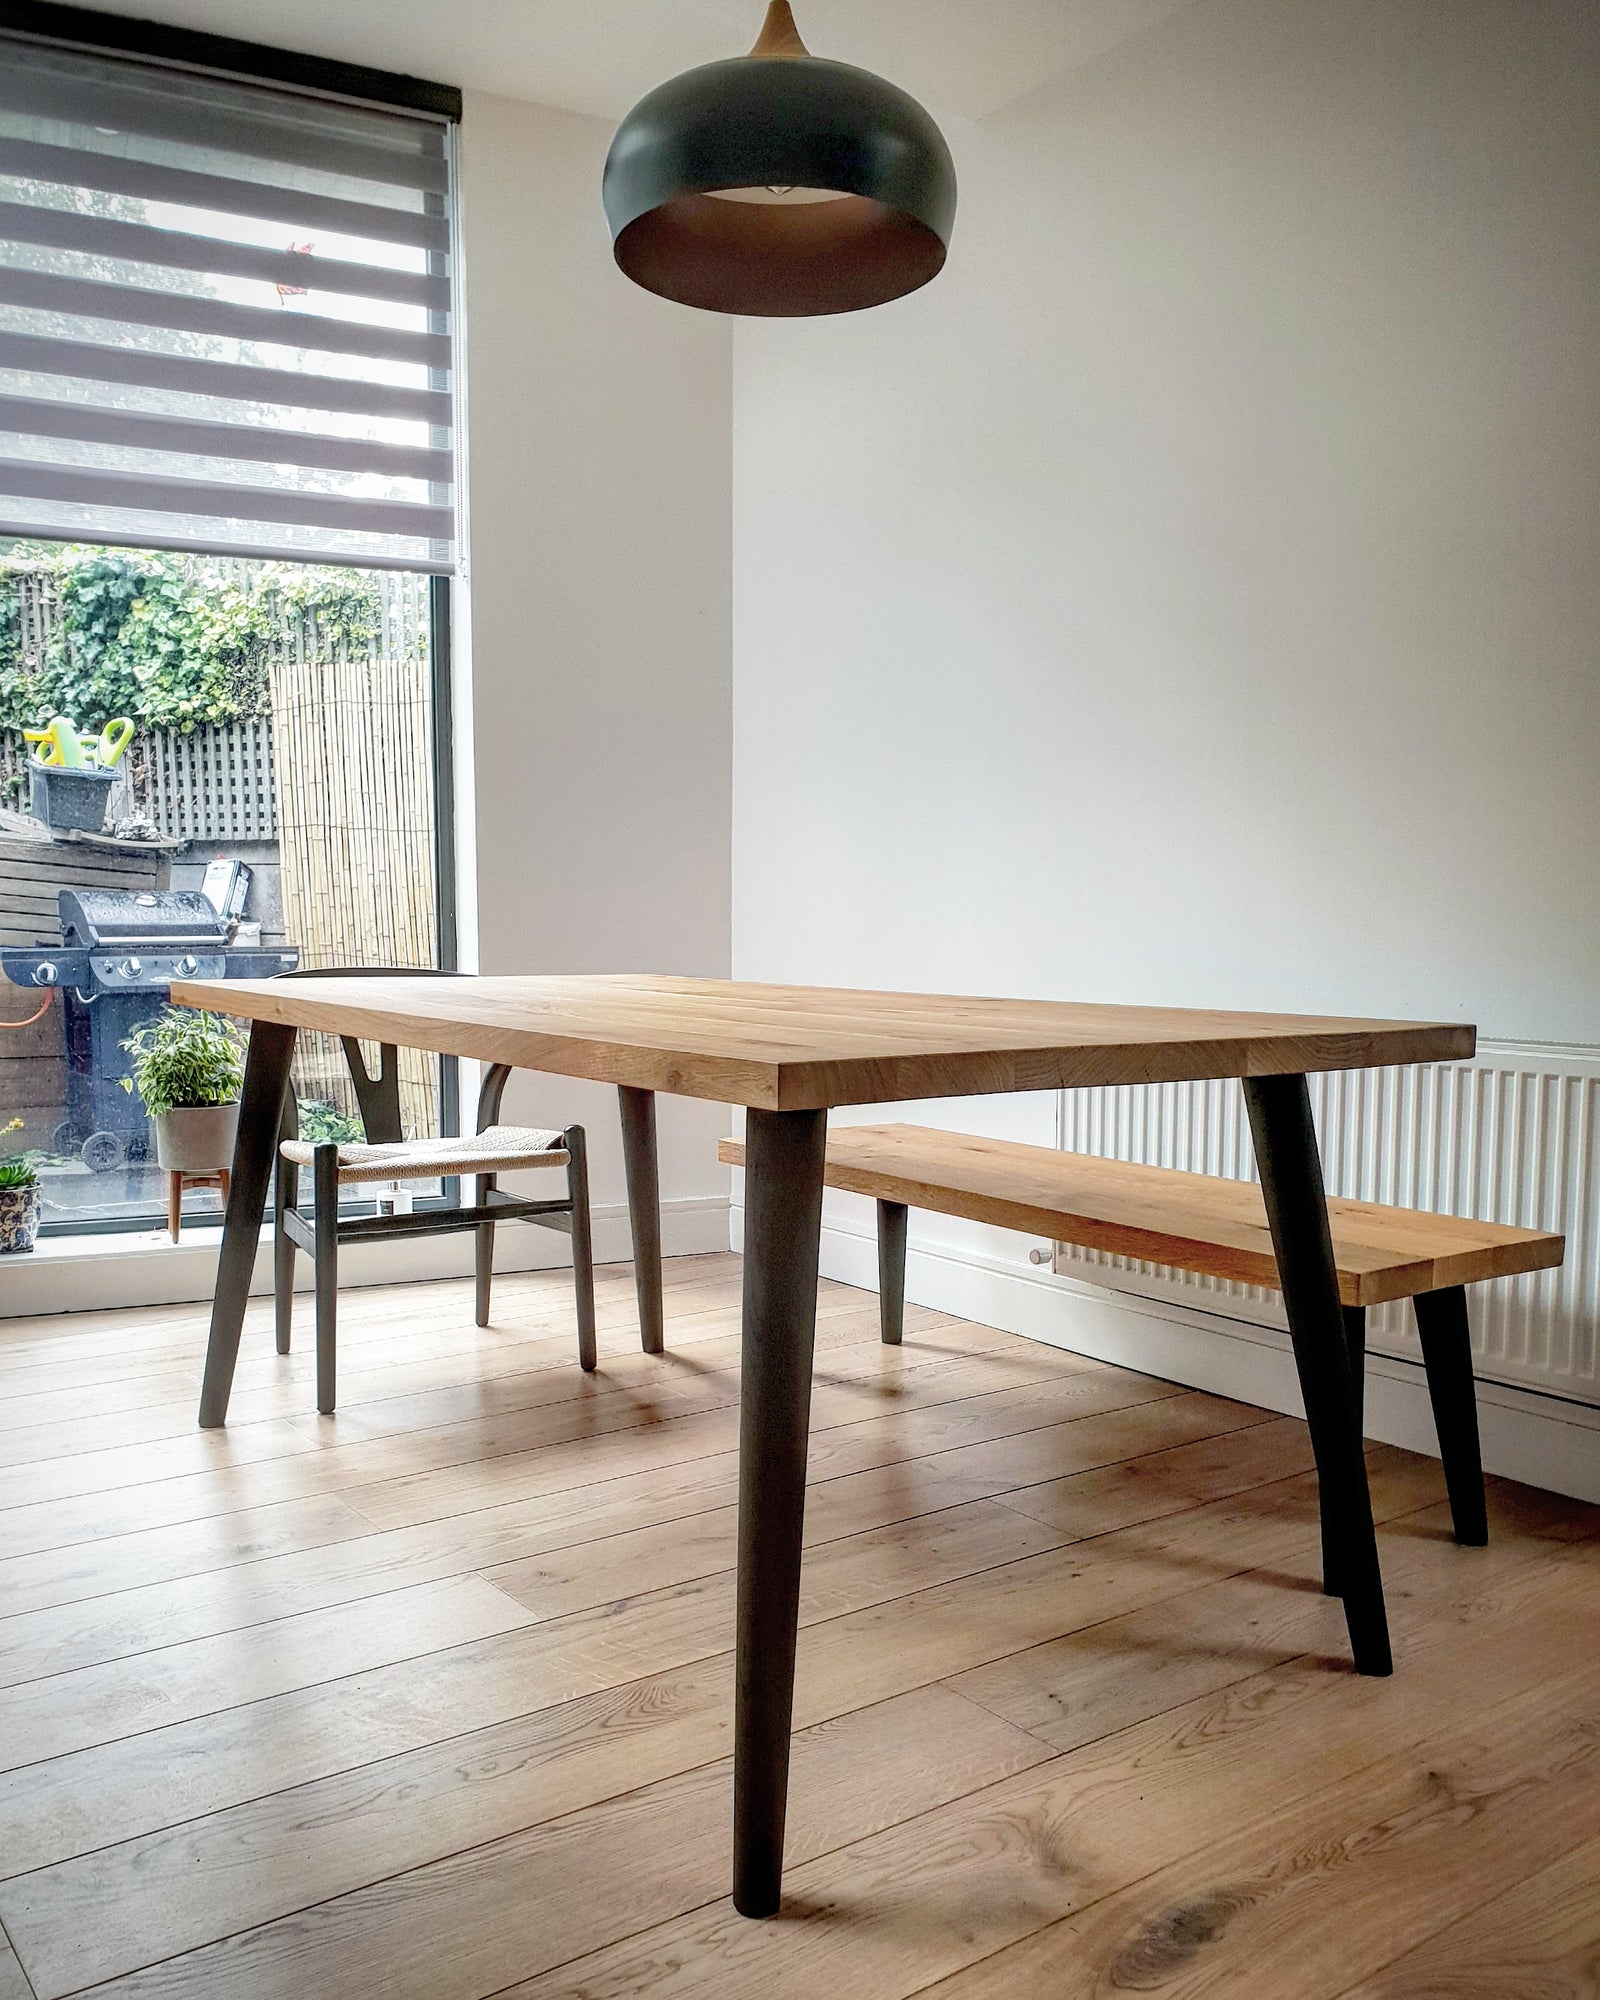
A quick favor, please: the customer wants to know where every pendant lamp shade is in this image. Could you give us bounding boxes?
[603,2,956,317]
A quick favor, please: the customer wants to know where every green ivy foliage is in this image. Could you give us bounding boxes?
[295,1098,366,1145]
[0,545,388,735]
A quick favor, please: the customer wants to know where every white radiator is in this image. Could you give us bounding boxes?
[1054,1040,1600,1407]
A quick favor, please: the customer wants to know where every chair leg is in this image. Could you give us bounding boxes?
[274,1156,298,1355]
[1413,1285,1488,1546]
[565,1125,597,1372]
[475,1172,495,1328]
[313,1143,340,1416]
[877,1199,908,1345]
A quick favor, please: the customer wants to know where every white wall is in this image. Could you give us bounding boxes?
[458,89,733,1243]
[734,0,1600,1037]
[729,0,1600,1483]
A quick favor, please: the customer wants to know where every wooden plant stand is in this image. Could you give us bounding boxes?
[168,1168,230,1242]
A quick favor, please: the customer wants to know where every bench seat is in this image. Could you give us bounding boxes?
[720,1122,1564,1308]
[720,1122,1566,1560]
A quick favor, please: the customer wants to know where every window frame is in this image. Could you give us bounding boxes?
[1,1,464,1237]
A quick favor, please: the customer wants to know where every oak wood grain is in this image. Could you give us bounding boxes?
[171,973,1475,1110]
[3,1255,1592,2000]
[721,1124,1565,1306]
[1,1684,1051,2000]
[1336,1828,1600,1998]
[492,1542,1600,2000]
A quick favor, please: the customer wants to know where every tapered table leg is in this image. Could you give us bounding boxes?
[733,1106,828,1918]
[618,1085,664,1354]
[198,1020,297,1429]
[1244,1074,1392,1676]
[1322,1304,1369,1595]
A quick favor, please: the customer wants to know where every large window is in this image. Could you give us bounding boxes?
[0,10,460,1235]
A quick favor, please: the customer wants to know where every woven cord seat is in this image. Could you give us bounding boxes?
[280,1124,568,1185]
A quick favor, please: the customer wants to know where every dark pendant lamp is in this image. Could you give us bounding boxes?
[603,1,957,316]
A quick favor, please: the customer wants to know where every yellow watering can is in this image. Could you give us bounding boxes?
[24,716,134,770]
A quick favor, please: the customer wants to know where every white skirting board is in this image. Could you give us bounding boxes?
[731,1201,1600,1508]
[0,1195,730,1319]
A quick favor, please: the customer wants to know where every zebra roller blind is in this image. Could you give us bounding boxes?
[0,33,456,570]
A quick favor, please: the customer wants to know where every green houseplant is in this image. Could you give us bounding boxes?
[121,1009,247,1173]
[0,1121,41,1253]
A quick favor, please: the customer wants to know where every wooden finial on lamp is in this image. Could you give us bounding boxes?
[749,1,810,59]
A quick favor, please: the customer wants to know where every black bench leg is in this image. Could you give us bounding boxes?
[1413,1285,1488,1547]
[877,1199,908,1344]
[1245,1075,1392,1677]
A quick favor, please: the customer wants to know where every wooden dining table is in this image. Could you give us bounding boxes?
[174,972,1475,1919]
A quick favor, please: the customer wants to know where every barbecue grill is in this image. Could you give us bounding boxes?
[0,886,297,1169]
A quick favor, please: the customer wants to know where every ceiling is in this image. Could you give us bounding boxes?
[63,0,1197,122]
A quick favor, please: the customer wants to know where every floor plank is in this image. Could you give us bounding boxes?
[1335,1827,1600,1998]
[0,1399,1318,1879]
[500,1541,1600,2000]
[0,1253,1592,2000]
[0,1929,30,2000]
[1,1684,1050,1998]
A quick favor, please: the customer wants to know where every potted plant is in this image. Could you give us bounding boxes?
[121,1008,246,1172]
[0,1120,41,1253]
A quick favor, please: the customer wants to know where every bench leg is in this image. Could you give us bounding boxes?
[877,1199,908,1344]
[1413,1285,1488,1547]
[733,1106,828,1918]
[1244,1075,1392,1677]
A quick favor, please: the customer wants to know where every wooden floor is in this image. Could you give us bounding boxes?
[0,1254,1596,2000]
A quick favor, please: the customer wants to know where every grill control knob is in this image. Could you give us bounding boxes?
[176,955,200,977]
[34,961,58,986]
[119,956,143,979]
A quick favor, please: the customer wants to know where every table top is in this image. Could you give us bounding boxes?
[170,973,1476,1111]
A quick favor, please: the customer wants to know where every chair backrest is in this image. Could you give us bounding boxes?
[278,965,462,1145]
[274,966,507,1142]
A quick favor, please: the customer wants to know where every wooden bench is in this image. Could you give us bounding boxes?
[720,1123,1566,1557]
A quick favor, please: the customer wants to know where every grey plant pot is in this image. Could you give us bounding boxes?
[0,1182,41,1253]
[154,1102,240,1173]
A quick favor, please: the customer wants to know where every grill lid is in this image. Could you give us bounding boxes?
[58,889,231,950]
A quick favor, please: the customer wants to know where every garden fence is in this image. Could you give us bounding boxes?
[3,558,442,1139]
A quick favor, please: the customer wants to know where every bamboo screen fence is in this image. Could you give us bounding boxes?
[266,571,440,1139]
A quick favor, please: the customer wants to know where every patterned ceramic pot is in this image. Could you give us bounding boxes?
[0,1182,41,1253]
[154,1102,240,1173]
